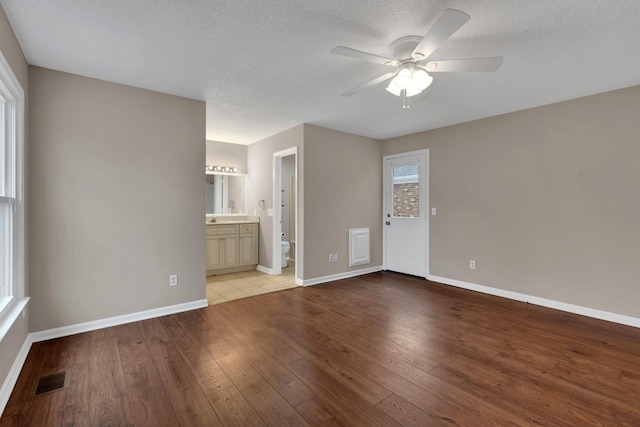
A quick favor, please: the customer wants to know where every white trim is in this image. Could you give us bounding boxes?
[272,146,299,282]
[0,330,32,414]
[302,265,383,287]
[0,297,28,343]
[256,264,274,275]
[0,51,27,398]
[272,154,282,276]
[30,299,208,343]
[428,275,640,328]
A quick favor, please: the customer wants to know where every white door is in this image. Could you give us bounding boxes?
[383,151,428,277]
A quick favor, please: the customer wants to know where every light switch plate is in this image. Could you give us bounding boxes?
[267,208,273,216]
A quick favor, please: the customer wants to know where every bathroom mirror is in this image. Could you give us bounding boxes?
[205,174,246,214]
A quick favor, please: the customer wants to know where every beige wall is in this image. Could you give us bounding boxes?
[29,67,206,331]
[246,124,382,281]
[384,85,640,317]
[206,140,248,174]
[303,125,382,279]
[0,4,29,402]
[247,125,304,273]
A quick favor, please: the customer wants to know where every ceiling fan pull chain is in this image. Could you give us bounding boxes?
[402,90,411,110]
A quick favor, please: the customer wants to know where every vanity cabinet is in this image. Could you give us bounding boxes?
[206,223,258,274]
[239,224,258,265]
[206,225,238,270]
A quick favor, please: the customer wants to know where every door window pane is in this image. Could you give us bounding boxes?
[393,164,419,218]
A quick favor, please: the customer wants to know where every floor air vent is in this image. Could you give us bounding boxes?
[34,371,68,396]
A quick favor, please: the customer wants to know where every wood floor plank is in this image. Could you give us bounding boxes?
[207,386,266,427]
[233,379,311,427]
[158,314,234,396]
[89,327,132,426]
[4,271,640,426]
[357,355,530,426]
[294,398,344,427]
[48,361,91,426]
[146,336,223,426]
[288,357,402,427]
[204,339,311,427]
[201,307,311,403]
[225,336,314,406]
[0,395,53,427]
[267,326,393,405]
[375,393,441,427]
[115,322,179,427]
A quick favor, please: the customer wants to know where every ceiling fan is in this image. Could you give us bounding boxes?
[330,9,503,109]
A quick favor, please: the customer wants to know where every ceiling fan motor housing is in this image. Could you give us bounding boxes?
[389,36,423,61]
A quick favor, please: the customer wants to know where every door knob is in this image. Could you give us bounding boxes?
[385,221,391,225]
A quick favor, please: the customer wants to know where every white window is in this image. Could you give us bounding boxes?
[0,49,26,337]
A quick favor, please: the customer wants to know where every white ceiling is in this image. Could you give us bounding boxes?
[2,1,640,145]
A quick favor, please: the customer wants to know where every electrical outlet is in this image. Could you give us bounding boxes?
[469,260,476,269]
[431,207,436,216]
[169,274,178,287]
[328,253,333,262]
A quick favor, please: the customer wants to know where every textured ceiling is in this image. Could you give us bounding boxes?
[2,0,640,145]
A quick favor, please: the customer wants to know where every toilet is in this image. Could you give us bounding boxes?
[281,241,290,267]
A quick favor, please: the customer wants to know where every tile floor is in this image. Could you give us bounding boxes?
[206,261,298,305]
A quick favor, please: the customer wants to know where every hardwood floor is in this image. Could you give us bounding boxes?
[3,271,640,426]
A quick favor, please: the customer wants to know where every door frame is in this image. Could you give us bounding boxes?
[272,146,300,283]
[382,149,430,278]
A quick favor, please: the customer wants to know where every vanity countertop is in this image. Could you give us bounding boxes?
[206,215,259,225]
[206,220,258,225]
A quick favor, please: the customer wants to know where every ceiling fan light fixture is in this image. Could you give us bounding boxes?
[413,68,432,90]
[387,65,433,97]
[385,78,402,96]
[394,67,412,89]
[404,67,433,96]
[405,85,423,97]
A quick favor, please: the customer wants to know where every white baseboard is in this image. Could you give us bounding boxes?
[428,275,640,328]
[302,265,383,287]
[30,299,209,343]
[0,333,33,416]
[256,265,274,275]
[1,298,209,416]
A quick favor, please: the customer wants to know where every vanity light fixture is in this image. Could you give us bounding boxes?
[206,165,238,173]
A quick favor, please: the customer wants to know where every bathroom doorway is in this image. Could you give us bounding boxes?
[272,147,300,283]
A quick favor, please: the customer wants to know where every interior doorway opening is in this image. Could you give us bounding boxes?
[272,147,300,284]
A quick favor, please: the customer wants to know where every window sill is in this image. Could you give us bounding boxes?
[0,297,29,343]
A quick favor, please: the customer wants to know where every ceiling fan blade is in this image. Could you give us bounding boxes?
[331,46,397,66]
[412,9,470,60]
[425,57,504,72]
[341,72,396,97]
